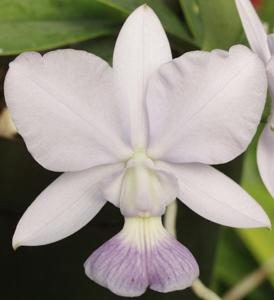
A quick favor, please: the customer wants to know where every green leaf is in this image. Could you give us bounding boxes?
[179,0,203,46]
[200,0,242,50]
[212,228,273,300]
[97,0,196,47]
[0,0,122,55]
[180,0,243,50]
[78,36,116,64]
[238,124,274,288]
[259,0,274,31]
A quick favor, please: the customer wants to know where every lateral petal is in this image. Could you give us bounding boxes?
[12,163,123,248]
[266,54,274,102]
[257,56,274,197]
[235,0,271,64]
[257,119,274,198]
[157,161,270,228]
[5,50,132,172]
[147,45,267,165]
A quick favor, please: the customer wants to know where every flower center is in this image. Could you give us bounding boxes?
[126,149,154,168]
[101,151,177,218]
[119,150,176,217]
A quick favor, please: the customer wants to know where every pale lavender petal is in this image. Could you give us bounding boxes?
[113,4,172,149]
[156,161,270,228]
[84,217,199,296]
[267,34,274,55]
[13,163,124,248]
[257,118,274,197]
[266,55,274,103]
[235,0,271,64]
[4,50,132,172]
[147,45,267,165]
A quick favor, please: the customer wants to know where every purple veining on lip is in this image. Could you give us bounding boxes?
[84,234,148,297]
[148,236,199,292]
[84,223,199,297]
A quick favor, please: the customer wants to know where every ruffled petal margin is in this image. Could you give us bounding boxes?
[85,217,199,297]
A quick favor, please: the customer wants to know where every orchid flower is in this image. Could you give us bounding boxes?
[236,0,274,197]
[4,4,270,297]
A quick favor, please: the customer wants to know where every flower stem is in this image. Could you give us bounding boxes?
[192,279,222,300]
[223,256,274,300]
[164,200,177,236]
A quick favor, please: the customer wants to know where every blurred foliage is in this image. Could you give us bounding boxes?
[259,0,274,31]
[0,0,274,299]
[98,0,191,38]
[213,228,273,299]
[0,0,124,55]
[78,36,116,63]
[180,0,243,50]
[239,124,274,287]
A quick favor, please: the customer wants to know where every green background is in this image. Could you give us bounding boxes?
[0,0,274,299]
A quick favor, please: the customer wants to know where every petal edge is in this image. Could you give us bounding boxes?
[13,164,123,248]
[157,161,271,228]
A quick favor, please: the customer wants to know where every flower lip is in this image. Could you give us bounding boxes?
[84,216,199,297]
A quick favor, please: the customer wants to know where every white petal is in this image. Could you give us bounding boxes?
[12,163,123,248]
[113,5,172,149]
[5,50,132,172]
[266,55,274,102]
[235,0,271,64]
[156,161,271,228]
[119,167,178,217]
[257,119,274,197]
[267,34,274,55]
[147,45,267,165]
[100,169,124,208]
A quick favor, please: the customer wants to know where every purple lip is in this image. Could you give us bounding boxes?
[84,217,199,297]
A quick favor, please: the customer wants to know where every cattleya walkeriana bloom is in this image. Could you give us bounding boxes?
[4,4,271,297]
[236,0,274,197]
